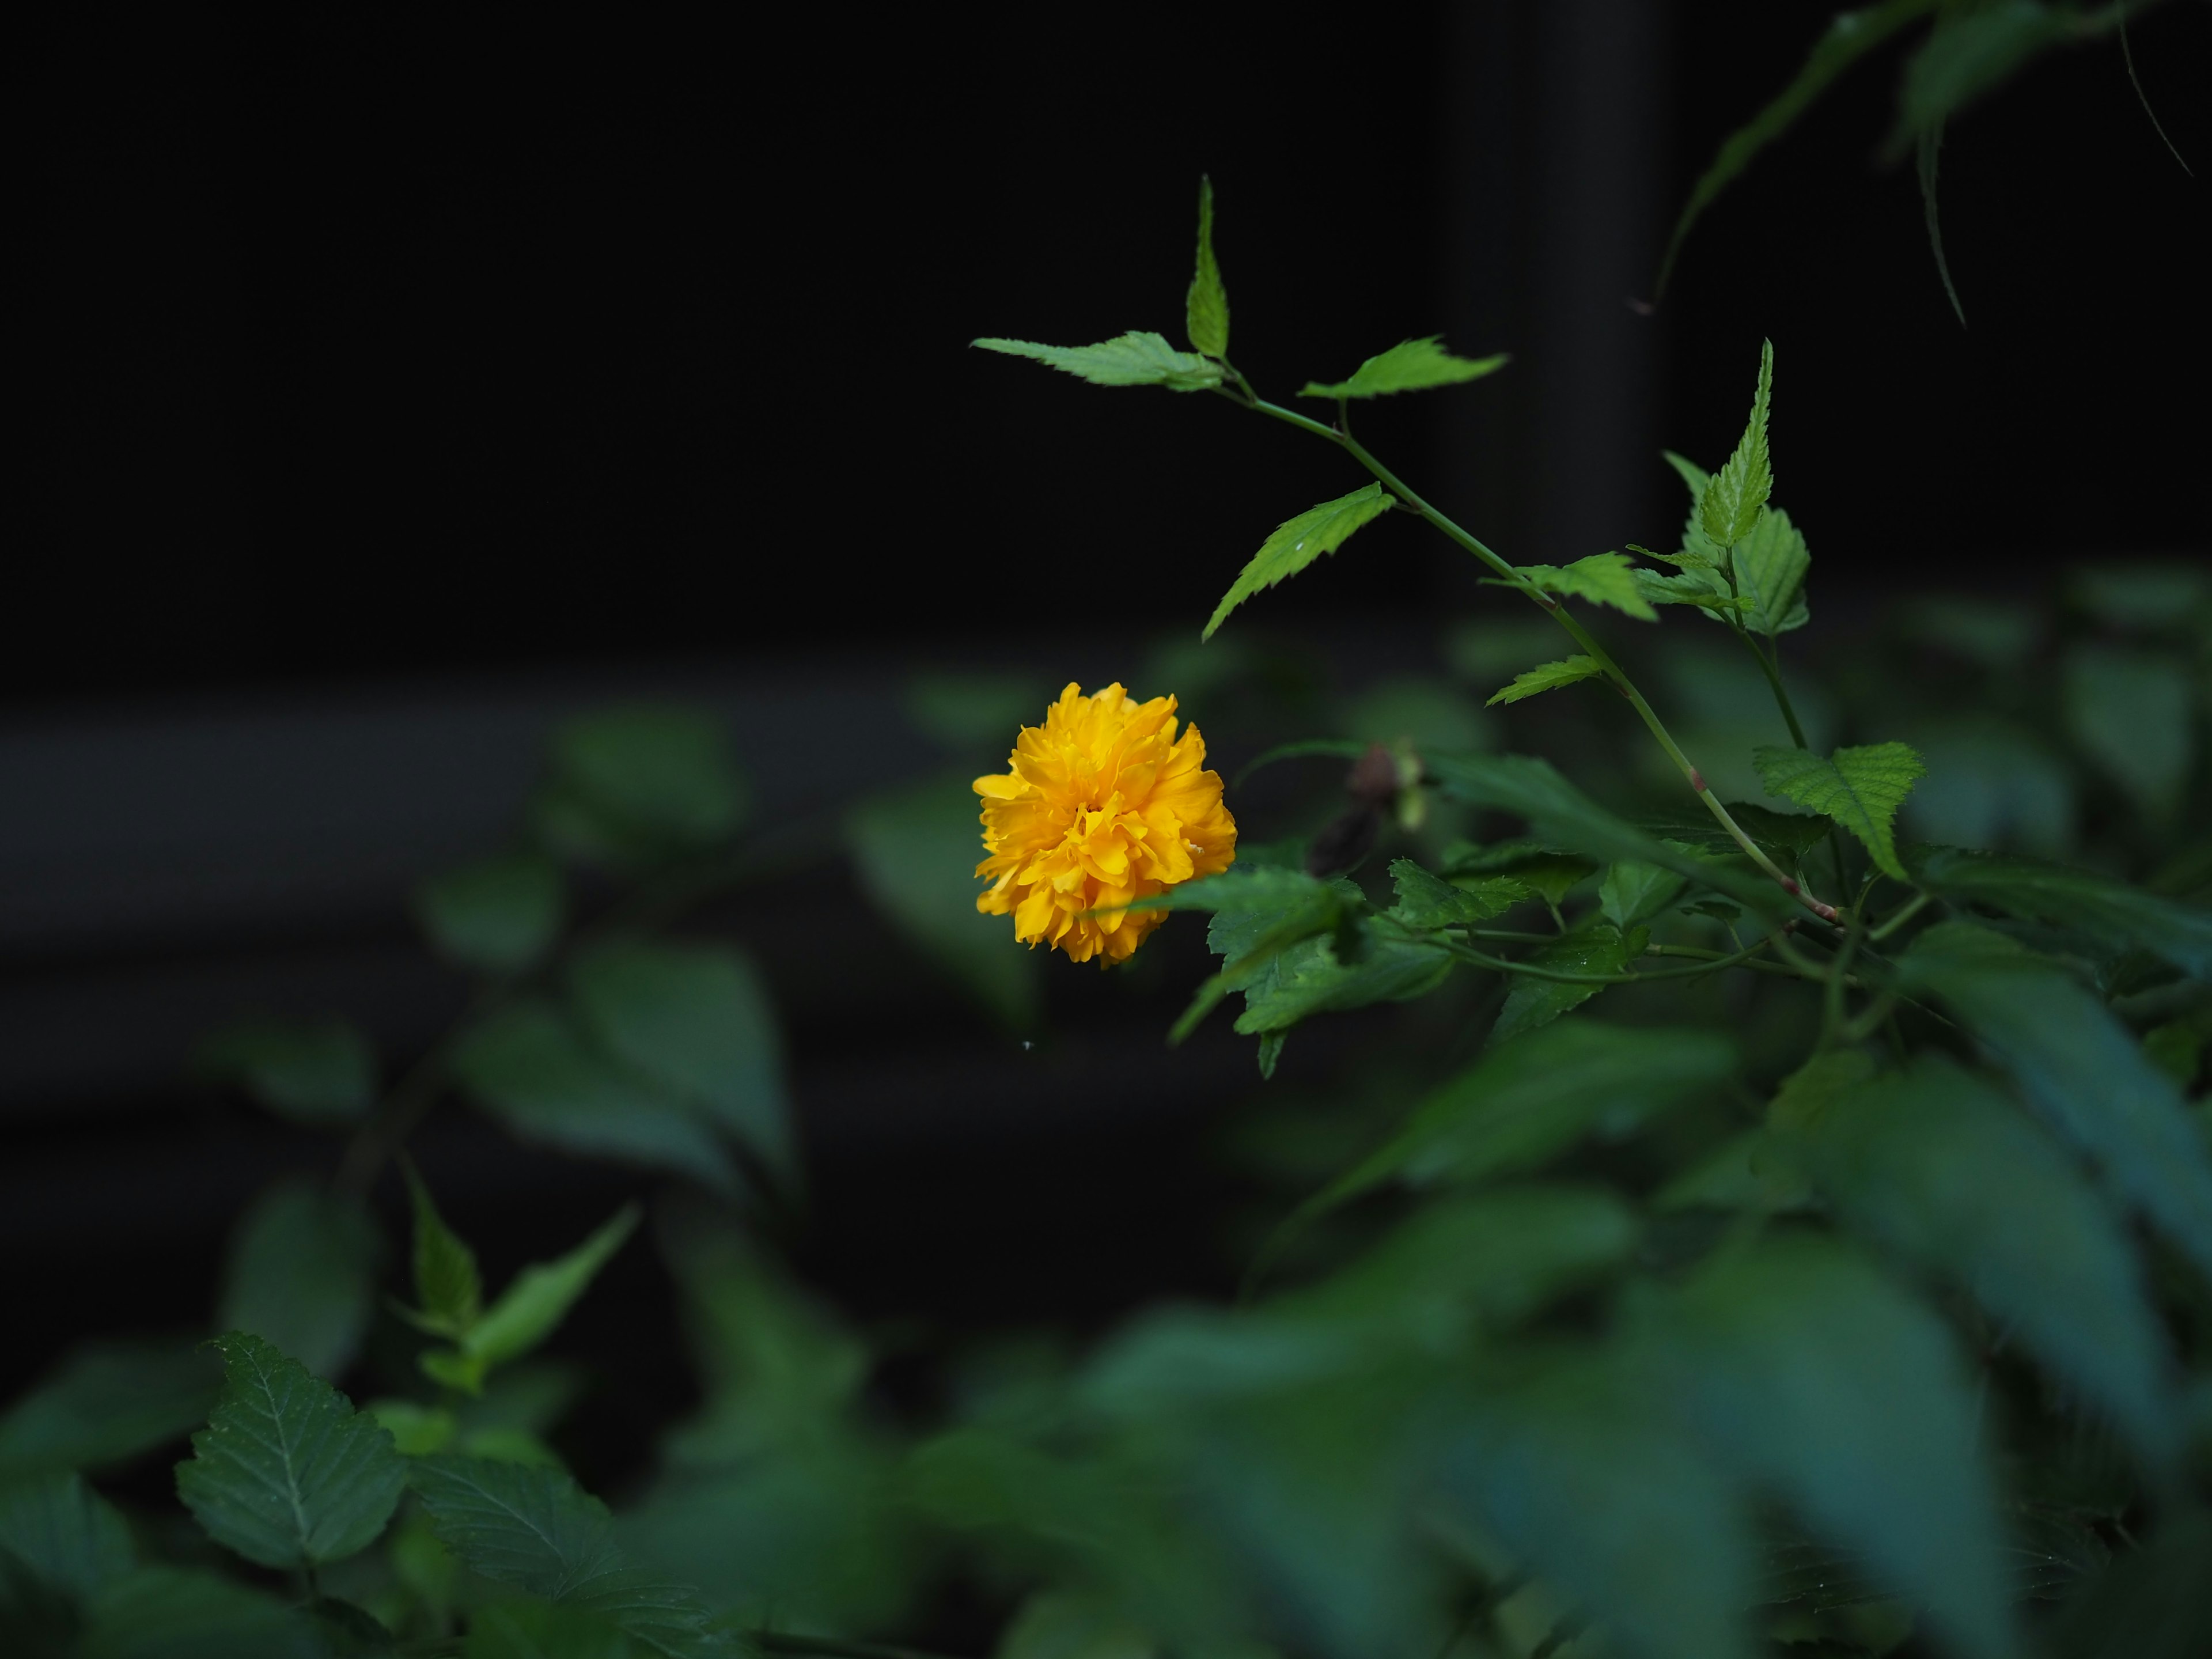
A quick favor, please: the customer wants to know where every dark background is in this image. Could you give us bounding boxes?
[8,1,2208,1492]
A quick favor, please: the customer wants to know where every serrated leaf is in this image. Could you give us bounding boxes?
[453,1001,740,1194]
[1733,504,1812,634]
[410,1456,727,1658]
[404,1165,482,1338]
[1753,742,1926,880]
[1911,845,2212,981]
[430,1205,640,1393]
[1203,484,1395,640]
[1387,859,1528,929]
[1185,175,1228,358]
[973,332,1222,391]
[0,1343,220,1487]
[1512,552,1659,621]
[1490,925,1641,1043]
[1231,929,1452,1036]
[1647,1237,2016,1659]
[1654,0,1939,297]
[217,1178,381,1380]
[1425,752,1794,918]
[1902,923,2212,1289]
[1600,861,1688,930]
[540,707,748,865]
[175,1333,406,1571]
[571,943,796,1184]
[1635,802,1832,864]
[194,1018,376,1127]
[1314,1021,1735,1213]
[416,854,565,976]
[80,1565,322,1659]
[1437,1348,1755,1659]
[1701,340,1775,548]
[0,1474,135,1601]
[1173,872,1360,1041]
[1634,567,1748,613]
[1440,839,1598,906]
[1486,654,1604,707]
[1297,336,1506,400]
[1793,1055,2181,1468]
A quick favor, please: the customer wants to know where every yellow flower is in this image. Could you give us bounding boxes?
[975,682,1237,963]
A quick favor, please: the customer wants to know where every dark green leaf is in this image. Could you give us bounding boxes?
[453,1002,741,1194]
[1900,923,2212,1287]
[1437,1347,1755,1659]
[1654,0,1937,296]
[428,1206,641,1393]
[416,854,565,975]
[465,1600,638,1659]
[1297,336,1506,399]
[1890,0,2081,158]
[1600,862,1688,930]
[1203,484,1396,641]
[1440,839,1598,905]
[217,1177,382,1380]
[1634,802,1831,863]
[1231,930,1452,1036]
[361,1398,456,1456]
[1425,753,1794,918]
[847,775,1042,1031]
[80,1566,321,1659]
[973,332,1222,391]
[175,1332,407,1570]
[0,1474,135,1600]
[571,944,796,1184]
[404,1164,483,1338]
[1753,742,1926,880]
[1486,654,1605,707]
[1700,340,1775,548]
[1171,872,1358,1041]
[1185,175,1228,358]
[1793,1055,2180,1467]
[997,1592,1154,1659]
[1489,924,1639,1043]
[1387,859,1528,929]
[311,1598,395,1656]
[1910,845,2212,982]
[541,706,748,861]
[2064,645,2194,821]
[1648,1237,2016,1659]
[194,1018,376,1127]
[1313,1020,1735,1211]
[0,1342,221,1487]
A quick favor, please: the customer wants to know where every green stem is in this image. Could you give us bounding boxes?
[1819,922,1863,1050]
[1869,891,1933,942]
[1729,612,1852,908]
[1222,385,1836,921]
[1433,933,1787,985]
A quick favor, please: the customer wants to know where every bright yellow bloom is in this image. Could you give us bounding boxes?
[975,682,1237,963]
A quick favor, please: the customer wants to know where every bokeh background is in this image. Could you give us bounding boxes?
[9,0,2209,1517]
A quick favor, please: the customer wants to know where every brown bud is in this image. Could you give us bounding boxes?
[1346,742,1400,809]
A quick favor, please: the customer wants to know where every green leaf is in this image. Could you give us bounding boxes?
[0,1474,135,1601]
[430,1206,641,1393]
[1486,654,1605,707]
[1600,861,1688,930]
[79,1566,322,1659]
[404,1165,483,1338]
[1792,1055,2181,1468]
[972,332,1222,391]
[1700,340,1775,549]
[1654,0,1938,297]
[847,775,1042,1031]
[1203,484,1396,640]
[1436,1349,1755,1659]
[0,1342,221,1487]
[1170,871,1360,1041]
[1387,859,1528,929]
[1647,1237,2015,1659]
[1732,504,1812,634]
[175,1332,407,1570]
[1910,845,2212,982]
[410,1456,727,1658]
[539,707,748,864]
[453,1001,740,1193]
[1753,741,1927,880]
[1901,923,2212,1289]
[1315,1021,1734,1212]
[217,1177,382,1381]
[1889,0,2081,159]
[1297,336,1506,400]
[1635,802,1832,865]
[416,854,565,976]
[1425,752,1794,918]
[571,944,796,1184]
[465,1600,639,1659]
[1634,568,1748,614]
[1440,839,1597,906]
[997,1591,1154,1659]
[2064,645,2194,821]
[361,1399,457,1457]
[1918,119,1967,327]
[1232,930,1452,1037]
[1185,175,1228,358]
[193,1018,376,1127]
[1512,552,1659,621]
[1490,924,1641,1043]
